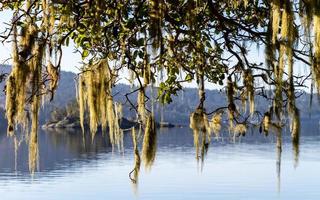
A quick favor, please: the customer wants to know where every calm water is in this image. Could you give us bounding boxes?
[0,121,319,200]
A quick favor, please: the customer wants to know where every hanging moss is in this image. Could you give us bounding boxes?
[143,33,150,86]
[262,111,270,136]
[209,112,222,137]
[193,129,200,159]
[190,108,210,159]
[130,127,141,183]
[29,88,40,174]
[243,69,254,114]
[86,70,99,136]
[78,75,85,133]
[107,96,115,144]
[114,102,124,151]
[148,0,164,50]
[271,0,281,44]
[313,7,320,92]
[141,115,157,169]
[5,0,62,143]
[233,124,247,137]
[226,77,237,130]
[5,24,30,136]
[28,126,39,174]
[137,89,146,122]
[28,39,44,174]
[270,0,296,119]
[77,59,122,144]
[47,61,59,100]
[291,107,300,168]
[190,108,209,133]
[291,107,300,145]
[6,75,17,135]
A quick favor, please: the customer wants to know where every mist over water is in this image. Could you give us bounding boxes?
[0,120,319,200]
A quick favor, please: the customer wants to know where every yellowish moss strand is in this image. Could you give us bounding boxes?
[138,89,146,122]
[209,112,222,137]
[190,108,210,159]
[313,12,320,92]
[271,0,281,44]
[233,124,247,136]
[107,96,115,145]
[142,115,157,170]
[86,70,98,137]
[78,75,85,133]
[130,127,141,192]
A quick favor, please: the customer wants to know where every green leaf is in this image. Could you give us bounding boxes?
[82,50,89,59]
[185,74,193,82]
[65,37,70,46]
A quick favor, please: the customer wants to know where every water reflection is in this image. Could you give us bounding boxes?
[189,122,303,194]
[129,127,141,193]
[0,121,316,199]
[0,128,112,174]
[276,127,282,193]
[292,136,299,168]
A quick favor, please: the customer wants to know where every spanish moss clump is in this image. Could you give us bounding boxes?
[28,122,39,174]
[77,59,124,149]
[47,61,59,100]
[233,124,247,137]
[5,11,45,169]
[148,0,164,50]
[271,0,281,44]
[229,0,249,8]
[291,107,300,168]
[243,69,254,114]
[209,112,222,137]
[270,0,296,119]
[5,76,18,135]
[87,70,99,136]
[313,9,320,92]
[291,108,300,141]
[114,102,124,151]
[5,25,30,136]
[190,108,210,158]
[226,77,238,130]
[192,128,200,159]
[78,75,85,133]
[141,115,157,170]
[262,112,270,135]
[107,97,115,144]
[190,108,210,134]
[28,41,44,174]
[137,89,146,122]
[143,34,151,85]
[78,59,120,141]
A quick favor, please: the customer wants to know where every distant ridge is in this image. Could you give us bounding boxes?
[1,64,320,126]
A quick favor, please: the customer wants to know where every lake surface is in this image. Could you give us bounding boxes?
[0,121,319,200]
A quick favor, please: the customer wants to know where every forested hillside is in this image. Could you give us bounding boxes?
[1,65,320,126]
